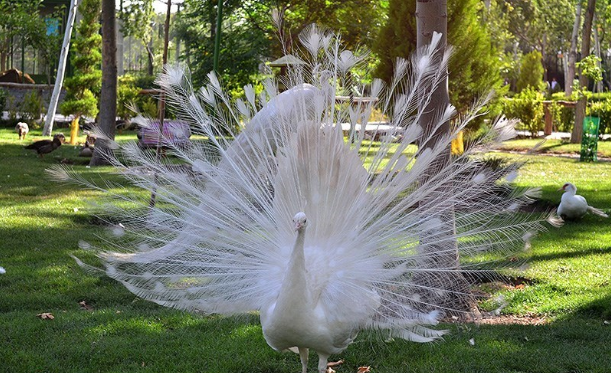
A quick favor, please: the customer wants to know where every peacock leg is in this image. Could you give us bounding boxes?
[317,353,329,373]
[298,347,309,373]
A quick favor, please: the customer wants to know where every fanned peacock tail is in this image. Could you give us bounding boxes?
[60,25,557,347]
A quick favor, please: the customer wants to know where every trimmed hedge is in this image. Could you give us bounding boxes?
[502,88,545,136]
[502,91,611,135]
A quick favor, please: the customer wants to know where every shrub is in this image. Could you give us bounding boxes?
[0,88,7,114]
[134,74,156,90]
[7,95,17,121]
[587,98,611,135]
[19,90,44,124]
[117,74,165,123]
[516,51,546,93]
[140,97,158,118]
[502,88,545,136]
[550,102,575,133]
[117,75,141,122]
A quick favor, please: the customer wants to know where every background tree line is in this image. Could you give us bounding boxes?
[3,0,611,142]
[150,0,611,138]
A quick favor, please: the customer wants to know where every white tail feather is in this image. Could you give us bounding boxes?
[67,26,550,367]
[588,206,609,218]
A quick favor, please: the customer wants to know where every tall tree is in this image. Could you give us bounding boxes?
[374,0,501,118]
[572,0,597,144]
[0,0,40,71]
[90,0,117,166]
[566,1,582,97]
[175,0,263,91]
[0,0,63,74]
[60,0,102,145]
[415,0,471,313]
[595,2,611,91]
[175,0,384,92]
[501,0,574,81]
[516,50,546,92]
[268,0,385,55]
[483,0,573,93]
[118,0,155,75]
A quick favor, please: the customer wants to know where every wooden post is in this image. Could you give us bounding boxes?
[543,101,553,136]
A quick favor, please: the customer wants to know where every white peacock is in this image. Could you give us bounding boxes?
[62,26,554,373]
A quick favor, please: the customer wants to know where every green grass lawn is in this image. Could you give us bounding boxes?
[1,128,610,373]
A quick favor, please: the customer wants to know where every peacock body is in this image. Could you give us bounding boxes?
[557,182,608,220]
[65,27,553,372]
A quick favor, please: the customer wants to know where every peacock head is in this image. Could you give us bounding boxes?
[292,212,308,231]
[54,133,66,144]
[560,182,577,194]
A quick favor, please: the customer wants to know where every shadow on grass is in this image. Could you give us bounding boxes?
[529,244,611,262]
[537,141,571,153]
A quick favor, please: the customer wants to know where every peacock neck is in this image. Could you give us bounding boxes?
[275,226,310,313]
[562,190,576,201]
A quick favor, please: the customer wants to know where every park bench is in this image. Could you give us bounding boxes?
[137,119,191,149]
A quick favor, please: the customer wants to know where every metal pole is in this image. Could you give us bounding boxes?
[43,0,79,136]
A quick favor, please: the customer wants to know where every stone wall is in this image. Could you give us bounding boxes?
[0,82,66,120]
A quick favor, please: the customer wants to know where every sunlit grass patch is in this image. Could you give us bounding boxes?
[1,128,611,372]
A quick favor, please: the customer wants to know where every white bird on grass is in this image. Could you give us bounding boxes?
[60,26,553,373]
[15,122,29,140]
[557,182,608,220]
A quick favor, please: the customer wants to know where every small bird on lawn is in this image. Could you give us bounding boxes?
[15,122,29,140]
[78,133,96,157]
[557,182,609,220]
[25,133,66,158]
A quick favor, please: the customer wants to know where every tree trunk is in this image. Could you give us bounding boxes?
[565,2,581,98]
[417,1,450,149]
[43,0,79,136]
[175,3,181,63]
[213,0,223,72]
[593,14,603,93]
[146,42,154,76]
[117,18,124,75]
[414,0,471,315]
[571,0,596,144]
[162,0,171,68]
[90,0,118,166]
[149,0,173,209]
[158,0,171,121]
[0,37,7,72]
[209,0,216,46]
[541,33,549,82]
